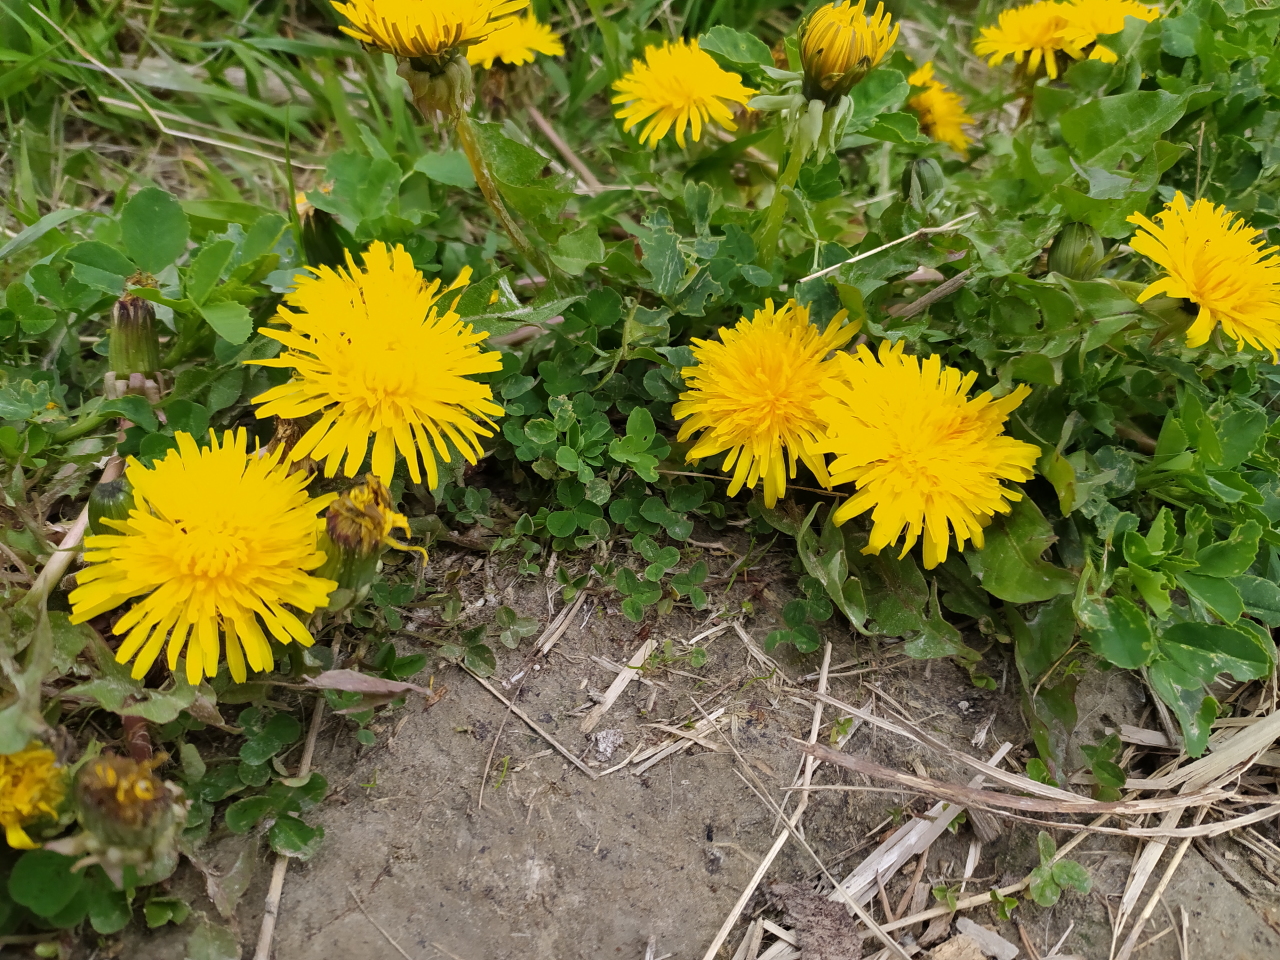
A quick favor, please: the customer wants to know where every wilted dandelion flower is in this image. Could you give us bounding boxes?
[815,341,1039,569]
[47,755,186,888]
[332,0,527,64]
[673,300,859,507]
[799,0,899,104]
[612,39,756,148]
[1128,192,1280,358]
[250,242,504,487]
[974,3,1074,78]
[907,62,974,156]
[466,12,563,68]
[69,430,336,684]
[1061,0,1160,61]
[0,743,64,849]
[318,475,424,603]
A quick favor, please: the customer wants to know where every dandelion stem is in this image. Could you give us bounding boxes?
[755,144,807,271]
[452,109,553,280]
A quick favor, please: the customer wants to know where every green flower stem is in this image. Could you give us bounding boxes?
[51,411,113,445]
[755,144,807,271]
[452,110,552,278]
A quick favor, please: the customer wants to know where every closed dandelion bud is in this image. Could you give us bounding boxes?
[799,0,899,106]
[398,52,476,120]
[109,291,161,379]
[900,157,945,209]
[46,754,187,888]
[1048,222,1107,280]
[296,192,347,270]
[317,475,424,608]
[87,476,134,536]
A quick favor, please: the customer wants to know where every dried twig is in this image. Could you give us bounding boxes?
[526,104,602,191]
[465,667,598,779]
[798,212,978,283]
[253,695,325,960]
[581,634,656,734]
[348,885,415,960]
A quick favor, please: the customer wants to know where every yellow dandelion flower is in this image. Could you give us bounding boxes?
[0,743,64,849]
[815,341,1039,569]
[673,299,859,507]
[332,0,527,62]
[1128,192,1280,358]
[800,0,900,103]
[611,39,756,148]
[69,430,337,685]
[465,12,563,68]
[974,2,1075,79]
[1061,0,1160,62]
[250,242,504,487]
[907,62,975,157]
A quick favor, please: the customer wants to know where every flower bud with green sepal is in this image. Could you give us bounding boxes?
[87,477,134,537]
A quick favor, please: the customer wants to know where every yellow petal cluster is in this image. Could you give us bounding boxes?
[1061,0,1160,61]
[800,0,899,103]
[815,341,1039,569]
[1128,192,1280,359]
[673,299,859,508]
[250,242,504,488]
[69,430,336,684]
[907,62,975,157]
[465,12,563,68]
[612,39,756,148]
[332,0,527,61]
[974,0,1159,77]
[0,743,63,849]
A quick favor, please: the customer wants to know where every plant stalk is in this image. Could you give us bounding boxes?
[451,109,542,271]
[755,144,807,271]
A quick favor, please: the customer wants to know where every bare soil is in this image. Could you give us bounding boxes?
[122,541,1280,960]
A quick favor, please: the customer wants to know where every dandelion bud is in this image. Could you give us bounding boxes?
[87,476,135,536]
[1048,222,1107,280]
[0,742,65,849]
[900,157,945,210]
[45,755,186,888]
[398,52,476,120]
[799,1,899,106]
[296,192,347,270]
[109,291,161,379]
[317,475,424,608]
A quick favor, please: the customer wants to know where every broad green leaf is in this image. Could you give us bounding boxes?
[186,240,236,305]
[1194,521,1261,578]
[186,918,241,960]
[639,211,685,297]
[1148,659,1216,757]
[1079,595,1155,668]
[8,851,84,917]
[200,301,252,344]
[1158,622,1274,684]
[1233,575,1280,627]
[1176,572,1244,622]
[413,150,476,188]
[551,224,605,276]
[698,25,773,68]
[966,499,1076,603]
[268,813,323,860]
[860,111,928,145]
[121,187,190,274]
[1060,89,1201,168]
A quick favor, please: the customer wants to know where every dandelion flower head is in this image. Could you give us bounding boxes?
[69,430,337,684]
[1128,192,1280,359]
[1061,0,1160,62]
[466,12,563,68]
[800,0,900,102]
[815,341,1039,569]
[612,39,756,148]
[332,0,527,62]
[250,241,504,487]
[673,299,859,508]
[0,743,64,849]
[974,2,1074,78]
[907,62,975,157]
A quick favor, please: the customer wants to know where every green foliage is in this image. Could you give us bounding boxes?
[1027,832,1092,907]
[3,0,1280,943]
